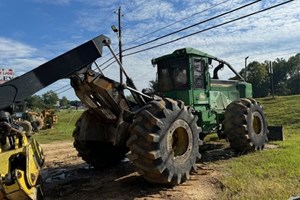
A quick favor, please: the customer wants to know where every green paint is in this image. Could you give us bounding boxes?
[152,47,253,134]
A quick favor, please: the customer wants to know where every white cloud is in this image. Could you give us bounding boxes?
[0,37,36,59]
[2,0,300,100]
[0,37,47,76]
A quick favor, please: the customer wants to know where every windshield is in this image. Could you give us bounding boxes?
[157,58,188,92]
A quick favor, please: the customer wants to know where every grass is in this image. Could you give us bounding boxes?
[33,109,83,144]
[220,95,300,199]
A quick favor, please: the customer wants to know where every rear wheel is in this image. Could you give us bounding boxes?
[224,98,268,153]
[73,111,128,168]
[127,98,202,185]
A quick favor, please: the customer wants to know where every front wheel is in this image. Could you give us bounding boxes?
[224,98,268,152]
[127,98,202,185]
[73,111,129,168]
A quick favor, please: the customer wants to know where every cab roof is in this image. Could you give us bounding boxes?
[151,47,217,64]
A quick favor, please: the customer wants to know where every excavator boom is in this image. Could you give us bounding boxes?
[0,35,110,110]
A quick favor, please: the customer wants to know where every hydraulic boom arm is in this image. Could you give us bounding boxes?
[0,35,111,110]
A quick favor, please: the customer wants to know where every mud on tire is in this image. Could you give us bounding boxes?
[224,98,268,153]
[73,111,128,168]
[127,98,202,185]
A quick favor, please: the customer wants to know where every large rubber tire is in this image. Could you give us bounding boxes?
[36,176,44,200]
[224,98,268,153]
[16,120,33,137]
[127,98,202,185]
[34,117,44,130]
[73,111,128,168]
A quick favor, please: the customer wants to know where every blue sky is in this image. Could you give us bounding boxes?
[0,0,299,100]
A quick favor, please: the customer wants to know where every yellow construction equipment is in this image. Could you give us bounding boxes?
[40,109,58,129]
[13,103,58,132]
[0,111,44,200]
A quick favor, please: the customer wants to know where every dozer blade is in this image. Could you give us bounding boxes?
[267,125,284,141]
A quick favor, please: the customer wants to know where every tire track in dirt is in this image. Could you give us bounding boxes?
[41,142,226,200]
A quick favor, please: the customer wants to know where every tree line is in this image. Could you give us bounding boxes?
[25,90,79,110]
[232,53,300,98]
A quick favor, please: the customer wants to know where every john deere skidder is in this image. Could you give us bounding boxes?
[0,34,268,200]
[71,44,268,184]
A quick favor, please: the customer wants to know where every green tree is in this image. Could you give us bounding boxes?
[42,90,59,108]
[25,95,45,110]
[59,96,70,107]
[272,58,290,95]
[286,53,300,94]
[245,61,270,98]
[286,53,300,77]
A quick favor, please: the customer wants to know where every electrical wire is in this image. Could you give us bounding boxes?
[97,8,118,29]
[56,59,117,96]
[57,87,73,95]
[123,0,261,52]
[53,47,118,93]
[123,0,294,57]
[53,84,70,92]
[123,0,149,15]
[98,56,115,67]
[48,0,295,95]
[123,0,230,46]
[56,49,299,96]
[102,60,117,71]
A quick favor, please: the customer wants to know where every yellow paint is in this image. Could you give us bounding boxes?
[0,131,43,200]
[211,83,233,88]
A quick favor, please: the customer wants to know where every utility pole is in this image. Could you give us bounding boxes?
[118,6,123,84]
[269,61,275,98]
[111,6,123,84]
[244,56,249,81]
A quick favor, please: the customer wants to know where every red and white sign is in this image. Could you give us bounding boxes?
[0,69,15,84]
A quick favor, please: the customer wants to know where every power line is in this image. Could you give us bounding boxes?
[99,0,256,73]
[53,84,69,92]
[123,0,149,14]
[123,0,230,46]
[123,0,261,52]
[56,59,117,96]
[50,0,294,94]
[54,47,118,93]
[97,8,118,29]
[57,87,73,95]
[123,0,294,57]
[102,60,117,71]
[98,55,115,68]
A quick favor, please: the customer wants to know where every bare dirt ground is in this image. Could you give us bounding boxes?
[40,141,236,200]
